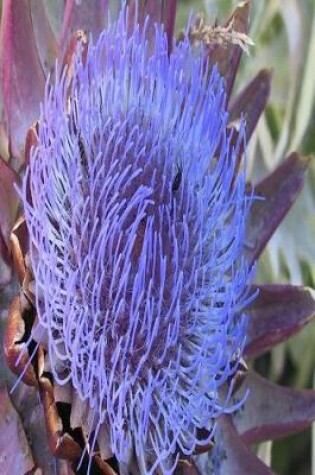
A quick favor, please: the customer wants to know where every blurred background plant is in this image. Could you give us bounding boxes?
[178,0,315,474]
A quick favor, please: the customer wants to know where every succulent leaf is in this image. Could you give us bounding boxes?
[0,157,20,285]
[207,0,251,100]
[245,153,309,266]
[8,381,59,474]
[128,0,177,51]
[175,459,201,474]
[234,371,315,444]
[0,156,20,247]
[245,284,315,358]
[59,0,110,59]
[39,376,82,461]
[215,416,275,475]
[0,0,45,162]
[0,231,11,286]
[25,122,39,167]
[0,386,35,473]
[229,69,272,143]
[4,296,38,387]
[29,0,57,77]
[196,415,274,475]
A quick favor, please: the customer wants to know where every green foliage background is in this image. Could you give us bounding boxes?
[177,1,315,474]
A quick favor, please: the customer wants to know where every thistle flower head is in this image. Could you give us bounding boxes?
[21,7,253,474]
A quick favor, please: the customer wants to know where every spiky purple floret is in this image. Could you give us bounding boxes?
[21,7,253,475]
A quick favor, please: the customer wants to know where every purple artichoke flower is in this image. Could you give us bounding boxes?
[2,2,315,475]
[20,7,253,474]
